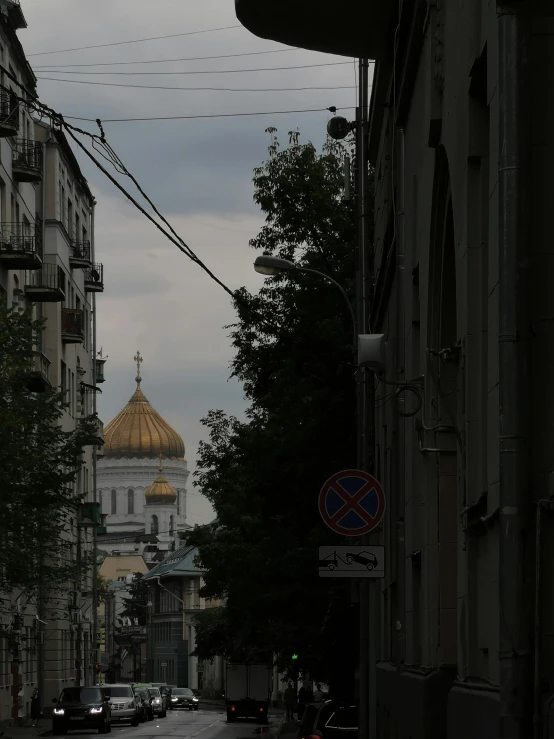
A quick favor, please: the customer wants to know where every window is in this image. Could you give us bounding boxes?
[169,515,174,534]
[128,489,134,515]
[60,360,67,397]
[111,489,117,515]
[68,199,73,237]
[151,515,159,535]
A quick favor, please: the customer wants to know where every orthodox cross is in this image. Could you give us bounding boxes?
[134,350,143,384]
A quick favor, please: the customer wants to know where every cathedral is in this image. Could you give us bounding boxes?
[97,353,189,559]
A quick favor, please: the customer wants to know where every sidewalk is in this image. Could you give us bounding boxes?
[276,719,299,739]
[0,725,51,739]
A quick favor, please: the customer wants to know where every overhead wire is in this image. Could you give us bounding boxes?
[36,76,356,93]
[62,106,354,124]
[27,24,244,57]
[35,61,352,76]
[33,48,303,69]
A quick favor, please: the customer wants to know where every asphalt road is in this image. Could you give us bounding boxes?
[50,705,283,739]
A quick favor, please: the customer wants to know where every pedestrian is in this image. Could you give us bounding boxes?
[297,685,306,720]
[284,683,296,722]
[313,684,325,702]
[30,687,41,727]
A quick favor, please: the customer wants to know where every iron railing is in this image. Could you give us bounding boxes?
[70,239,91,264]
[0,219,43,261]
[61,307,85,338]
[12,139,43,173]
[25,263,65,293]
[0,90,19,131]
[84,263,104,288]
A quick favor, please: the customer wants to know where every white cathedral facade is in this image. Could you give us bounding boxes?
[98,354,190,558]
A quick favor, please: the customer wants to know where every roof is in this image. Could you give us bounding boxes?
[142,545,203,580]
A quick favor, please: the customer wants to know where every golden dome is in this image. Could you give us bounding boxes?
[103,352,185,460]
[145,466,177,506]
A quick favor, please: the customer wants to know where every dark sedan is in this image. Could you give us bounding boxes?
[170,688,199,711]
[52,686,111,735]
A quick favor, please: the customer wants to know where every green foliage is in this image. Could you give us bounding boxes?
[0,305,96,597]
[120,573,150,626]
[188,130,360,692]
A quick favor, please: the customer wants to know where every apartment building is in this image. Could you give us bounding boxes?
[0,0,105,724]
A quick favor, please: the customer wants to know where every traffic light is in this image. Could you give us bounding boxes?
[292,654,298,661]
[95,664,100,674]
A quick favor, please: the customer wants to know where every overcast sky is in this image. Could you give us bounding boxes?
[21,1,357,525]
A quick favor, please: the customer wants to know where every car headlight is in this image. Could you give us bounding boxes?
[54,708,65,715]
[171,698,178,702]
[192,698,199,702]
[154,698,161,704]
[90,707,103,714]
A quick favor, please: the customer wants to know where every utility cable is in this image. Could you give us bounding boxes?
[33,48,302,69]
[35,60,351,76]
[28,25,244,57]
[36,76,356,93]
[63,106,354,123]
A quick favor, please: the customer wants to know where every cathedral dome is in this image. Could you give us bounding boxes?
[102,353,185,460]
[145,466,177,506]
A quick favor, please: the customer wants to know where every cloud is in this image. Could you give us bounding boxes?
[21,0,357,524]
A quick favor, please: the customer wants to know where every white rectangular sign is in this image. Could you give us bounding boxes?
[318,545,385,578]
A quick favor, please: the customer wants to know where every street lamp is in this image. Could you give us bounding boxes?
[253,255,357,351]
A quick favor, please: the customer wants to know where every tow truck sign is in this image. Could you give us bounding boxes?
[318,545,385,578]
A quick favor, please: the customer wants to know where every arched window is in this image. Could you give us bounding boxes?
[128,489,134,515]
[169,515,175,534]
[151,515,159,535]
[111,489,117,515]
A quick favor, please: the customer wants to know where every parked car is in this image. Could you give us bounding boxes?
[132,688,153,722]
[152,683,175,712]
[52,686,111,735]
[146,687,167,718]
[298,700,358,739]
[101,684,140,726]
[170,687,199,711]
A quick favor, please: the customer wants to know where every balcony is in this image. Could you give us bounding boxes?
[0,220,43,269]
[235,0,391,59]
[79,502,101,527]
[12,139,43,183]
[25,264,65,302]
[61,307,85,344]
[69,240,91,268]
[25,351,51,393]
[0,89,19,137]
[79,414,104,446]
[95,357,106,384]
[84,263,104,293]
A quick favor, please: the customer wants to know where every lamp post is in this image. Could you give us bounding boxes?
[253,255,357,351]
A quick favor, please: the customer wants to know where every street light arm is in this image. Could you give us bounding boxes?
[155,576,185,607]
[296,267,357,351]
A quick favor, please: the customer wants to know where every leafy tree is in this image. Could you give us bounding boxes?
[120,573,151,626]
[0,306,96,597]
[189,130,361,694]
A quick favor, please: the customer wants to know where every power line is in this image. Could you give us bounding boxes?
[28,25,244,57]
[36,76,356,93]
[36,61,351,77]
[34,48,302,69]
[63,106,354,124]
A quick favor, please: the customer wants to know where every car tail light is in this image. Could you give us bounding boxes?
[231,706,236,712]
[260,708,264,712]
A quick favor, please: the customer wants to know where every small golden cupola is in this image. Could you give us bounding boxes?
[145,459,177,506]
[102,351,185,460]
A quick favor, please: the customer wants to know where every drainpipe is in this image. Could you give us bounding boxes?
[394,128,406,665]
[497,6,531,737]
[533,500,553,739]
[91,198,98,685]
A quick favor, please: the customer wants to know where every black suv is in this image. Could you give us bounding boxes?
[298,700,358,739]
[52,686,111,735]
